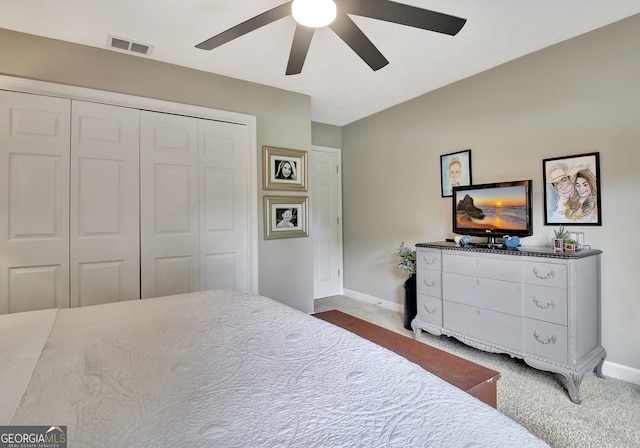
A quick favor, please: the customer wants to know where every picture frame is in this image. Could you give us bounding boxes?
[264,196,309,239]
[543,152,601,226]
[440,149,472,197]
[263,146,307,191]
[568,231,586,249]
[553,238,565,253]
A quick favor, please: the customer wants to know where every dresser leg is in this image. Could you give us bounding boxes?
[412,321,422,339]
[561,372,584,404]
[594,355,606,379]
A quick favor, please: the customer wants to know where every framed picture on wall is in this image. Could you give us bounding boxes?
[543,152,601,225]
[263,146,307,191]
[264,196,309,239]
[440,149,472,197]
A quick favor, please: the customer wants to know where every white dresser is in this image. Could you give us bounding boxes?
[414,242,606,404]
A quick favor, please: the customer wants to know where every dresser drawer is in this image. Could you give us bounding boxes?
[522,260,567,289]
[523,284,567,325]
[443,253,522,282]
[444,301,522,351]
[417,248,441,270]
[416,268,442,297]
[524,318,568,364]
[417,294,442,327]
[443,272,522,315]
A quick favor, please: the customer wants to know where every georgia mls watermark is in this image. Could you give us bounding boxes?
[0,426,66,448]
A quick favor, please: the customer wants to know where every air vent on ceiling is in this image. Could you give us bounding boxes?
[107,35,153,56]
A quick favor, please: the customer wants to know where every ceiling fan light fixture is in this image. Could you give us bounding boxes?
[292,0,337,28]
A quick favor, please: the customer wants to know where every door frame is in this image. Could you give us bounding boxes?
[0,75,259,294]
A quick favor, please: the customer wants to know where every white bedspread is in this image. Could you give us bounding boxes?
[0,308,58,424]
[4,290,549,447]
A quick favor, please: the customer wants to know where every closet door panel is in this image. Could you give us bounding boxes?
[203,253,236,290]
[155,164,192,233]
[70,101,140,307]
[141,111,199,298]
[77,261,124,306]
[10,154,62,237]
[199,119,250,291]
[0,91,70,314]
[8,266,62,313]
[155,256,194,296]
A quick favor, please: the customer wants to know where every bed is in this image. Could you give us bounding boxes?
[1,289,549,447]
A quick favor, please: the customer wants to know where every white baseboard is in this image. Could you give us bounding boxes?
[602,361,640,385]
[342,289,403,313]
[342,289,640,386]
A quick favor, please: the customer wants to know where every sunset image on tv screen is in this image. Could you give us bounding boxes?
[456,185,528,230]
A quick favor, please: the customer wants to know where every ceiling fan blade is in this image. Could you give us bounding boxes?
[286,25,315,75]
[329,13,388,71]
[196,2,292,50]
[340,0,466,36]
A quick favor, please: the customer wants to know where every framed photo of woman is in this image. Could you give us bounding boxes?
[264,196,308,239]
[440,149,472,197]
[263,146,307,191]
[543,152,601,225]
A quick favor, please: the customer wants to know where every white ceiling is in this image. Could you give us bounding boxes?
[2,0,640,126]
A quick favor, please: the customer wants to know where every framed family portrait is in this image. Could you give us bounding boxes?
[264,196,309,239]
[263,146,307,191]
[543,152,601,225]
[440,149,472,197]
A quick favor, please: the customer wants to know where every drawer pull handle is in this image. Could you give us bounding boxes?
[423,278,436,287]
[533,297,556,309]
[423,304,438,314]
[532,267,555,280]
[476,308,481,317]
[423,255,437,265]
[533,331,557,345]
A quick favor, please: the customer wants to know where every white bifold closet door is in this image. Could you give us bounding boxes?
[70,101,140,307]
[140,112,199,298]
[1,88,252,313]
[0,91,71,314]
[198,118,249,292]
[0,94,141,313]
[140,111,249,299]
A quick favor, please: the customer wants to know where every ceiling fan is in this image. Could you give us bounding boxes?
[196,0,466,75]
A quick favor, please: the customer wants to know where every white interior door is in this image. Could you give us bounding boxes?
[311,146,343,299]
[140,111,199,298]
[0,91,71,313]
[70,101,140,307]
[199,119,250,290]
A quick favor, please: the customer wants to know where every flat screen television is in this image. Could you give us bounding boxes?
[452,179,533,243]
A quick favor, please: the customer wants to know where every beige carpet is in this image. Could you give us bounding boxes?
[314,295,640,448]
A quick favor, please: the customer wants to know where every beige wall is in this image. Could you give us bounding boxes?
[342,14,640,373]
[0,28,314,312]
[312,122,342,148]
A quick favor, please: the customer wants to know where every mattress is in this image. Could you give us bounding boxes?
[1,289,549,447]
